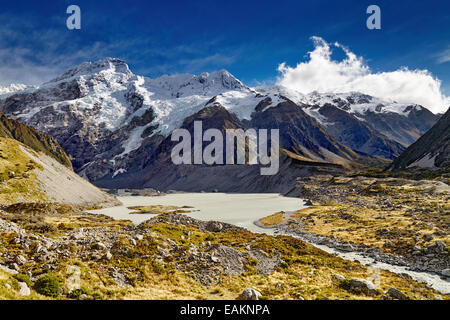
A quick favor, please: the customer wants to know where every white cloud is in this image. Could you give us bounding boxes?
[277,36,450,114]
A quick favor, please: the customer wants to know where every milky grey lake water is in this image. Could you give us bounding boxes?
[88,193,304,233]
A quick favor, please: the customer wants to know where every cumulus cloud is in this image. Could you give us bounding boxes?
[277,36,450,114]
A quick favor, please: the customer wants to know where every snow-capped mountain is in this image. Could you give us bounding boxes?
[0,58,441,190]
[0,58,267,177]
[294,91,440,148]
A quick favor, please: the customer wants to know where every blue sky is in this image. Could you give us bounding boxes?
[0,0,449,97]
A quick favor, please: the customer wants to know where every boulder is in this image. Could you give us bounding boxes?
[385,288,408,300]
[15,255,27,265]
[9,263,19,271]
[333,274,345,281]
[65,265,81,293]
[424,234,434,241]
[206,221,223,232]
[240,288,262,300]
[104,251,113,260]
[248,248,282,275]
[349,278,378,296]
[18,282,31,296]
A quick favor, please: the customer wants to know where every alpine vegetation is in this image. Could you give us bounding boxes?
[171,121,280,175]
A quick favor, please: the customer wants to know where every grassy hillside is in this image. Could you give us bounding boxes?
[0,112,72,169]
[0,138,47,204]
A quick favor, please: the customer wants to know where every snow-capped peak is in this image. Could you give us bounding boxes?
[143,69,248,99]
[46,57,132,84]
[298,91,427,116]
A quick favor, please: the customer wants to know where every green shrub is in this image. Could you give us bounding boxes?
[33,273,60,298]
[339,279,351,290]
[12,274,33,288]
[68,287,91,299]
[92,292,104,300]
[151,260,165,274]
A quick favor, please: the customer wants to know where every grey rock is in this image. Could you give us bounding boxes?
[340,243,355,252]
[240,288,262,300]
[9,263,19,271]
[424,234,434,241]
[212,246,246,275]
[349,278,378,296]
[206,221,223,232]
[333,274,345,281]
[65,265,81,293]
[385,288,408,300]
[105,251,113,260]
[18,282,31,296]
[15,255,27,265]
[0,264,18,275]
[34,244,45,254]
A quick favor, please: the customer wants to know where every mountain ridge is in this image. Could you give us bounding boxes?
[0,58,443,189]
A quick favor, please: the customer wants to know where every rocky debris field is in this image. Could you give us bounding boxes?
[0,203,447,300]
[264,174,450,277]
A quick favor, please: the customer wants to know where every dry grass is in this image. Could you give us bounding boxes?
[258,212,286,227]
[262,176,450,255]
[0,138,46,204]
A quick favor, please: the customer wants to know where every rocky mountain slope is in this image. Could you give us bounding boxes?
[390,107,450,169]
[99,103,354,191]
[0,58,440,190]
[0,113,117,207]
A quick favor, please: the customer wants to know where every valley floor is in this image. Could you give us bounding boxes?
[0,195,448,300]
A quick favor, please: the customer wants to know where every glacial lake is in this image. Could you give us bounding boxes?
[88,193,305,233]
